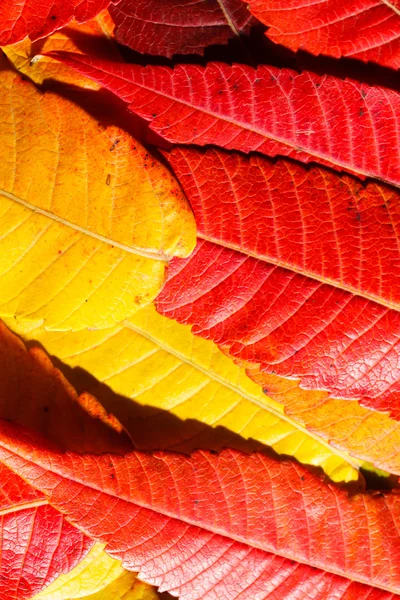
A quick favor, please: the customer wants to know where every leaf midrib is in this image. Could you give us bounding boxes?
[382,0,400,17]
[0,189,170,262]
[197,232,400,313]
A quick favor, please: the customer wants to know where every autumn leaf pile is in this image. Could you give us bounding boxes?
[1,1,400,599]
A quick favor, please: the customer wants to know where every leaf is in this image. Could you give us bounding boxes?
[244,0,400,70]
[6,303,361,483]
[157,147,400,421]
[0,54,195,331]
[1,421,400,599]
[3,10,120,88]
[108,0,256,57]
[48,52,400,187]
[33,542,161,600]
[0,463,94,600]
[0,317,131,453]
[0,0,115,46]
[245,363,400,479]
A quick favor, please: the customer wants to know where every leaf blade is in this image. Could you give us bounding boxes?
[0,421,399,598]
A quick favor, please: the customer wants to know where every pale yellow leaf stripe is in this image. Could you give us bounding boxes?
[10,304,361,483]
[0,56,195,331]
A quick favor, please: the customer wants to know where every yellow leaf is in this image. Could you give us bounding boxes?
[33,543,159,600]
[8,304,361,483]
[0,55,195,331]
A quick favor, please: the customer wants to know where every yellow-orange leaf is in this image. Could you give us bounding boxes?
[3,11,119,89]
[33,543,160,600]
[8,304,361,483]
[247,365,400,478]
[0,54,195,331]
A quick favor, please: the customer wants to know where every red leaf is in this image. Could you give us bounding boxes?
[0,420,400,599]
[0,463,93,600]
[157,147,400,419]
[244,0,400,70]
[0,0,114,46]
[48,52,400,187]
[109,0,256,57]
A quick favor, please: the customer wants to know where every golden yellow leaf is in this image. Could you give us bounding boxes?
[0,55,195,331]
[8,304,361,483]
[33,543,159,600]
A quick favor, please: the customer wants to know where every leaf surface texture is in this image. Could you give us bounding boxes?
[0,55,195,331]
[109,0,255,57]
[158,147,400,420]
[0,463,93,600]
[0,421,400,599]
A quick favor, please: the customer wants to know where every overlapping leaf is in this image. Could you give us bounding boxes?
[246,363,400,478]
[49,52,400,186]
[0,464,93,600]
[1,420,400,599]
[0,53,195,331]
[0,0,114,46]
[108,0,256,57]
[7,303,361,482]
[3,10,120,88]
[33,542,161,600]
[158,147,400,420]
[244,0,400,70]
[0,314,131,453]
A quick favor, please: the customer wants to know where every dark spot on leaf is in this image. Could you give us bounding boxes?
[109,139,120,152]
[106,174,111,186]
[44,406,49,412]
[359,108,364,117]
[50,14,57,20]
[110,473,115,479]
